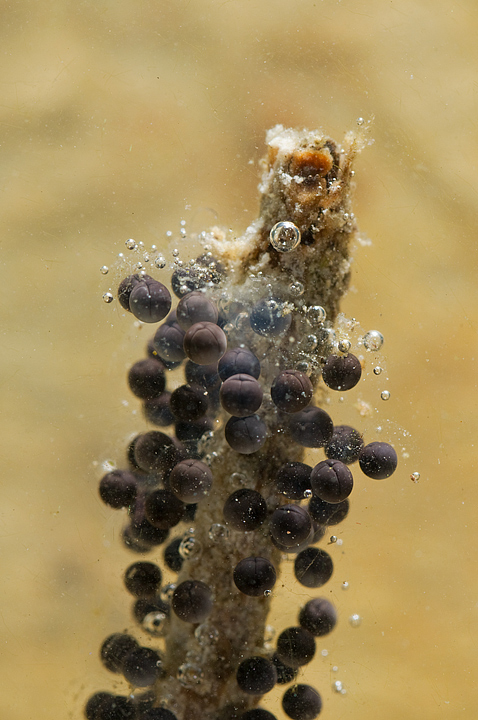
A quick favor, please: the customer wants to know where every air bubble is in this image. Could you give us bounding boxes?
[235,312,249,331]
[142,611,168,637]
[208,523,229,542]
[102,292,114,304]
[305,334,318,350]
[264,589,272,597]
[179,536,202,560]
[289,281,305,297]
[411,472,420,483]
[270,221,301,252]
[195,623,219,646]
[356,117,364,126]
[342,581,349,590]
[177,663,204,687]
[172,248,180,257]
[160,583,176,602]
[349,613,362,627]
[264,625,276,644]
[363,330,384,351]
[337,339,351,353]
[329,535,337,544]
[229,472,248,487]
[321,649,328,657]
[303,489,313,499]
[125,239,137,250]
[333,680,343,693]
[373,366,382,375]
[155,255,166,269]
[381,390,390,401]
[100,266,109,275]
[306,305,327,324]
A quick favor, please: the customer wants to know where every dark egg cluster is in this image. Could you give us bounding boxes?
[88,253,398,720]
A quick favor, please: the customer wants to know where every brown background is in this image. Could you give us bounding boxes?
[1,1,477,718]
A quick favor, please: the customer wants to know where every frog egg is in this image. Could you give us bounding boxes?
[270,221,301,252]
[363,330,384,351]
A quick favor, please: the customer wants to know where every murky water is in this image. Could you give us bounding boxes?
[1,1,477,718]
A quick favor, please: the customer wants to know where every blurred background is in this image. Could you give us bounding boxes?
[1,0,477,718]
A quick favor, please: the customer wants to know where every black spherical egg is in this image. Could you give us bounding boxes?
[220,374,263,417]
[176,291,218,330]
[218,347,261,381]
[322,353,362,391]
[233,556,276,596]
[288,407,334,448]
[310,459,353,503]
[172,579,213,623]
[271,370,313,413]
[359,441,398,479]
[129,278,172,324]
[183,321,227,365]
[169,459,213,503]
[225,415,267,454]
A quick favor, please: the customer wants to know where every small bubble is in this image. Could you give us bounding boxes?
[337,339,351,353]
[356,117,364,126]
[229,472,248,487]
[102,292,114,304]
[160,583,176,602]
[303,489,313,499]
[172,248,180,257]
[342,581,349,590]
[195,622,219,646]
[289,281,305,297]
[306,305,327,324]
[100,266,109,275]
[321,649,328,657]
[349,613,362,627]
[155,255,166,269]
[264,625,275,644]
[373,366,382,375]
[411,471,420,483]
[333,680,343,693]
[197,431,214,455]
[208,523,229,542]
[179,536,202,560]
[143,253,150,263]
[381,390,390,401]
[166,230,172,237]
[125,239,137,250]
[363,330,384,351]
[177,663,204,688]
[235,312,249,331]
[305,334,318,350]
[264,589,272,597]
[118,252,124,259]
[270,221,301,252]
[142,611,167,637]
[329,535,337,544]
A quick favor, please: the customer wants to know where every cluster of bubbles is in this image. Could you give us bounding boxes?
[87,236,400,720]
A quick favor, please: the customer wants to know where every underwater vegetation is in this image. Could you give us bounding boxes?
[87,124,397,720]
